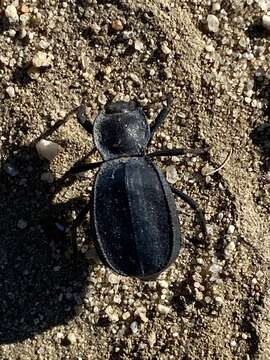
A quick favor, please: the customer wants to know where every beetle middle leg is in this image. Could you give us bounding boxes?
[51,159,102,200]
[147,147,210,158]
[171,186,207,238]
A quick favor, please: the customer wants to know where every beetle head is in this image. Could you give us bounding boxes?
[105,100,137,114]
[93,101,150,160]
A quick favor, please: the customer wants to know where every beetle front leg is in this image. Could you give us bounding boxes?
[76,104,93,134]
[171,187,207,238]
[148,94,173,142]
[33,108,77,145]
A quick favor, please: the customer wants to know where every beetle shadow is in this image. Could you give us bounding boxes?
[0,145,92,344]
[250,73,270,171]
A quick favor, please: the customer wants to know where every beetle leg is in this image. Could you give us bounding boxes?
[32,104,93,146]
[149,94,173,142]
[63,159,103,178]
[171,187,207,238]
[147,147,210,158]
[67,202,91,256]
[76,104,93,134]
[32,108,77,145]
[50,159,102,200]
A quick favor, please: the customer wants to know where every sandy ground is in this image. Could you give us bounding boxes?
[0,0,270,359]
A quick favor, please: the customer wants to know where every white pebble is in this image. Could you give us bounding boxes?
[207,14,220,33]
[215,296,224,304]
[148,332,156,347]
[161,43,171,55]
[166,165,179,184]
[130,321,139,334]
[210,263,223,274]
[157,304,171,315]
[262,15,270,31]
[158,280,169,289]
[105,306,119,322]
[6,86,15,98]
[32,51,52,68]
[67,332,76,344]
[134,39,144,51]
[36,139,61,161]
[8,29,16,37]
[39,39,50,50]
[107,273,120,284]
[5,5,19,22]
[227,224,235,234]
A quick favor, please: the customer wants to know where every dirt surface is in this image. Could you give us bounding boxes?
[0,0,270,359]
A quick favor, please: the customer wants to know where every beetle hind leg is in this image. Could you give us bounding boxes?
[66,202,92,257]
[171,186,207,238]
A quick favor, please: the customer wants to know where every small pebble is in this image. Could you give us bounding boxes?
[39,39,50,50]
[148,332,156,347]
[227,224,235,234]
[107,273,119,284]
[122,311,130,320]
[8,29,16,37]
[111,19,123,31]
[17,219,27,229]
[158,280,169,289]
[166,165,179,184]
[5,5,19,22]
[130,321,139,334]
[20,4,30,14]
[135,307,148,322]
[215,296,224,304]
[207,14,220,33]
[66,332,76,345]
[210,263,223,274]
[98,94,107,105]
[32,51,52,68]
[161,43,171,55]
[157,304,171,315]
[129,73,140,84]
[6,86,15,98]
[134,39,144,51]
[36,139,61,161]
[105,306,119,322]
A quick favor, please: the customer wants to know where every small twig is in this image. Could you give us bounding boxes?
[205,149,233,176]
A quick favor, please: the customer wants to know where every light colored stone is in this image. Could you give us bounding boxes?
[32,51,52,68]
[207,14,220,33]
[5,5,19,22]
[6,86,15,98]
[36,139,61,161]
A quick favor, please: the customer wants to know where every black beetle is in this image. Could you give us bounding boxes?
[45,96,208,279]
